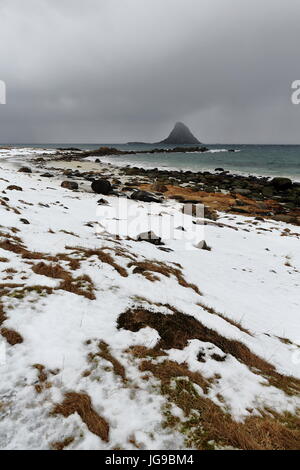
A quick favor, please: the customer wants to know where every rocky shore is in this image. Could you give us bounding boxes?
[30,148,300,226]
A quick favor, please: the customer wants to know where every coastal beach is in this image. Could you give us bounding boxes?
[0,148,299,450]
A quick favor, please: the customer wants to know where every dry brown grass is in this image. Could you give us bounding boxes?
[59,230,79,237]
[32,262,69,280]
[51,436,74,451]
[2,284,53,300]
[52,392,109,442]
[0,233,81,270]
[58,275,95,300]
[102,245,136,262]
[277,336,298,347]
[33,364,48,383]
[2,268,17,274]
[150,369,300,450]
[66,246,128,278]
[128,260,201,295]
[127,345,167,359]
[1,327,23,345]
[0,198,20,214]
[97,341,127,382]
[118,307,300,396]
[197,301,252,335]
[32,364,52,394]
[32,262,95,300]
[0,301,7,326]
[140,359,212,394]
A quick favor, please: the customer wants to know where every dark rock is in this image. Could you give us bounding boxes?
[215,168,224,172]
[40,173,53,178]
[194,240,212,251]
[97,198,109,205]
[261,186,274,197]
[232,188,251,196]
[20,218,30,224]
[61,181,78,190]
[270,177,293,190]
[231,206,250,213]
[136,230,164,245]
[130,190,162,203]
[18,167,32,174]
[91,179,112,195]
[57,147,81,151]
[6,185,22,191]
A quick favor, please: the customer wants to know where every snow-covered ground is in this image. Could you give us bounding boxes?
[0,161,299,450]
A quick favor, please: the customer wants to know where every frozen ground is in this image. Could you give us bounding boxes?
[0,160,299,450]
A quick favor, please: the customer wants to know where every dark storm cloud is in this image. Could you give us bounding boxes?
[0,0,299,143]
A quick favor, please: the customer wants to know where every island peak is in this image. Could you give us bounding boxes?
[158,122,201,145]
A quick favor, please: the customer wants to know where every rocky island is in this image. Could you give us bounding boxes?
[158,121,201,145]
[128,122,202,146]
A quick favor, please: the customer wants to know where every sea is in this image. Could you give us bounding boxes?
[0,143,300,181]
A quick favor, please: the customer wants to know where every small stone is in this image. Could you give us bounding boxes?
[136,230,164,245]
[18,167,32,173]
[61,181,78,190]
[130,190,162,203]
[7,185,22,191]
[97,198,109,205]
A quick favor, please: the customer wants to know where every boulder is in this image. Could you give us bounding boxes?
[232,188,251,196]
[61,181,78,190]
[136,230,163,245]
[194,240,212,251]
[130,190,162,203]
[270,177,293,190]
[91,179,112,195]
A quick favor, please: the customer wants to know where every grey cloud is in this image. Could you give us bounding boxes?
[0,0,299,143]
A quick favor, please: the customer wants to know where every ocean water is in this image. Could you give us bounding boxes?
[1,143,300,181]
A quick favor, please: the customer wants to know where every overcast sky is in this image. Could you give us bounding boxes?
[0,0,299,144]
